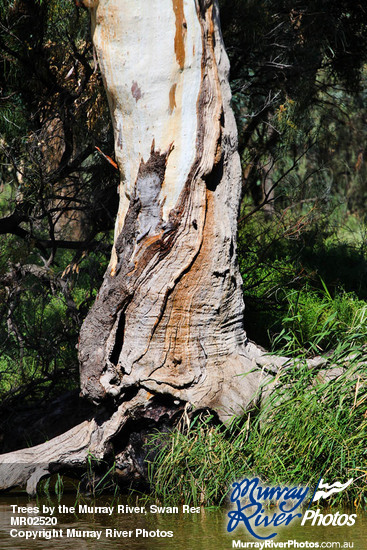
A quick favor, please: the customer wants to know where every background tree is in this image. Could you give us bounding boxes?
[0,0,117,405]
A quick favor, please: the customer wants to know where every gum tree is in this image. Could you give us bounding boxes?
[0,0,283,494]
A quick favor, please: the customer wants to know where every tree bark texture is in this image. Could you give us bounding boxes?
[78,0,266,420]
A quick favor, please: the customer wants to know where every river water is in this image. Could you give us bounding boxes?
[0,493,364,549]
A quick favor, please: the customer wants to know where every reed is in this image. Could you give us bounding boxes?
[148,304,367,508]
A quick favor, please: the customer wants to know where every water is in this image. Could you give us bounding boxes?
[0,494,364,549]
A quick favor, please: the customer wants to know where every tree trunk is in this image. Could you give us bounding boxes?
[78,0,265,418]
[0,0,288,494]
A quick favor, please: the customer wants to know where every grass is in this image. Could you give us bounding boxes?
[36,455,119,501]
[249,354,367,508]
[237,204,367,348]
[147,413,252,507]
[147,291,367,509]
[272,285,367,355]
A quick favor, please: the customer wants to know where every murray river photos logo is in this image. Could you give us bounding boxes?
[227,476,356,540]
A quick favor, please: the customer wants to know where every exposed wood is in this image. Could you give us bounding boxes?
[0,391,95,454]
[0,390,188,495]
[0,392,144,496]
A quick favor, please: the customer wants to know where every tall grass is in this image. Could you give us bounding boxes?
[147,413,252,507]
[147,297,367,509]
[249,357,367,508]
[273,285,367,355]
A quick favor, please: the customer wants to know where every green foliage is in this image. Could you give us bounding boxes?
[238,201,367,349]
[219,0,367,222]
[0,240,109,402]
[0,0,115,405]
[248,352,367,508]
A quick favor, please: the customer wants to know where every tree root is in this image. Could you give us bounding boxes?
[0,392,145,496]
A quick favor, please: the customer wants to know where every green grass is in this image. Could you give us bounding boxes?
[147,299,367,509]
[249,356,367,508]
[147,413,253,507]
[272,285,367,355]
